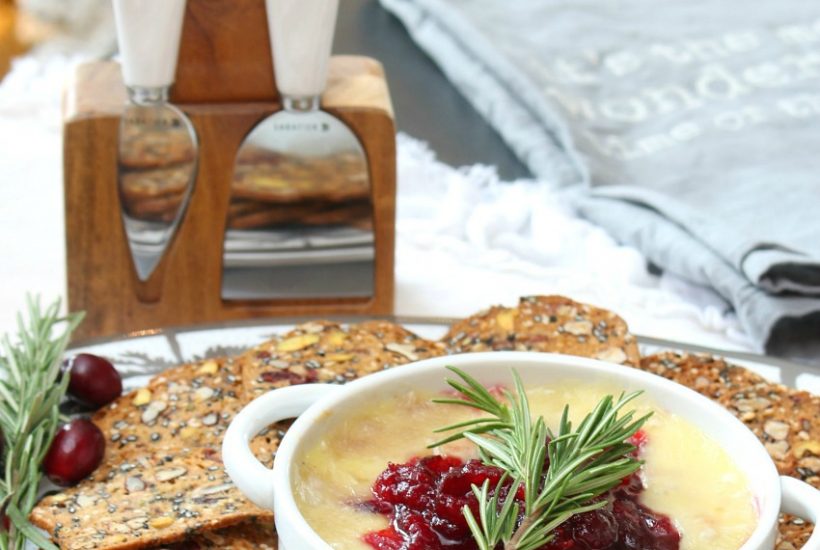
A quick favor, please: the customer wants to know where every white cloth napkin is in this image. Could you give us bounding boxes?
[0,49,751,351]
[0,52,75,332]
[393,135,751,350]
[380,0,820,355]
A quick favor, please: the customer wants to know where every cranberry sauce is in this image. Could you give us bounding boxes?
[360,433,680,550]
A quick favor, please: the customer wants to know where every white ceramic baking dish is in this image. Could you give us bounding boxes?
[223,352,820,549]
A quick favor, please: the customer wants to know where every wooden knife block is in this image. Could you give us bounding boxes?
[63,3,396,340]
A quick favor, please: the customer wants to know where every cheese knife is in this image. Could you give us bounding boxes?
[112,0,198,284]
[224,0,373,300]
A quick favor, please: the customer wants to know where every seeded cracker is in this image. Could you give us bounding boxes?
[249,420,293,469]
[92,358,244,462]
[118,124,195,170]
[238,320,448,400]
[227,200,372,230]
[120,166,191,203]
[159,518,277,549]
[29,448,271,550]
[442,296,640,367]
[33,308,818,548]
[777,515,812,550]
[639,352,818,548]
[232,148,369,204]
[238,321,447,467]
[639,352,820,485]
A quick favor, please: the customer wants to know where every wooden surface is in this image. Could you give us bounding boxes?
[169,0,400,105]
[64,58,395,340]
[173,0,277,103]
[0,1,28,80]
[65,57,392,121]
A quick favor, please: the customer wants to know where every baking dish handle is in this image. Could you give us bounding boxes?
[781,476,820,549]
[222,383,341,510]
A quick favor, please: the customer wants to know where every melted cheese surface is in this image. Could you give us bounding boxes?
[293,382,756,550]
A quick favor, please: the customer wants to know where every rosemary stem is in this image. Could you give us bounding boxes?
[506,512,537,549]
[433,367,649,550]
[0,297,83,548]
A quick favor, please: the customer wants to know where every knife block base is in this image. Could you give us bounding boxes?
[63,58,395,340]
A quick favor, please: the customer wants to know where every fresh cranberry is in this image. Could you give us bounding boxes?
[611,500,681,550]
[568,508,618,549]
[427,505,470,541]
[418,454,463,474]
[363,526,403,550]
[66,353,122,407]
[393,507,441,549]
[616,472,644,498]
[439,459,505,496]
[629,429,648,446]
[42,419,105,486]
[363,507,440,550]
[432,459,515,539]
[361,453,680,550]
[541,529,577,550]
[628,430,648,454]
[431,494,473,539]
[373,462,436,509]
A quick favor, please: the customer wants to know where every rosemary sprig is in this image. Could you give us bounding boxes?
[431,367,651,550]
[0,297,84,550]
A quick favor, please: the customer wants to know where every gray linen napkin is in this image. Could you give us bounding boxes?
[380,0,820,354]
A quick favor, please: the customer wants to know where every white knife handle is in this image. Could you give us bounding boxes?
[112,0,188,89]
[267,0,339,100]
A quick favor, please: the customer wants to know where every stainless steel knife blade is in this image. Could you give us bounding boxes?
[222,0,373,300]
[113,0,197,284]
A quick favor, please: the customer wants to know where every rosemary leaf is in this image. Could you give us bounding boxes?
[4,504,57,550]
[0,296,83,550]
[433,366,650,550]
